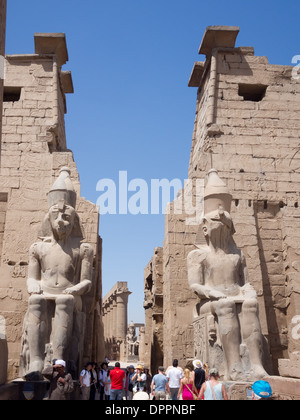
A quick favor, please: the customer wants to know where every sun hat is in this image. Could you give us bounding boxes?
[252,380,272,399]
[193,360,203,369]
[55,360,66,367]
[137,365,144,370]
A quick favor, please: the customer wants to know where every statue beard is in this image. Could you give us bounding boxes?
[208,224,232,251]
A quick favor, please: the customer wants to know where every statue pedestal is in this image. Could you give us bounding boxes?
[193,314,226,379]
[12,379,49,400]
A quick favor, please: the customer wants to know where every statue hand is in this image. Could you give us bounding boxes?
[27,278,42,295]
[63,286,80,296]
[208,289,227,300]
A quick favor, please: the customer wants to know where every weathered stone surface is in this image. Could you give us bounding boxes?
[0,33,104,381]
[102,282,132,361]
[144,26,300,384]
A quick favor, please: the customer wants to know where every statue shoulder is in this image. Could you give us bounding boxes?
[187,246,209,264]
[80,242,94,259]
[29,241,47,258]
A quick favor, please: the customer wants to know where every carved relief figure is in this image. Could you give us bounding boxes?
[20,167,93,378]
[187,169,267,381]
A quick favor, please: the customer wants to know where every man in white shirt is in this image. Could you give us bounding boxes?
[166,359,183,400]
[80,362,92,400]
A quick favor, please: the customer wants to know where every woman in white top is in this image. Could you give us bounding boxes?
[104,370,111,400]
[198,368,228,401]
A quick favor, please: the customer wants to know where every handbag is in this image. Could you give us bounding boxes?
[186,383,198,400]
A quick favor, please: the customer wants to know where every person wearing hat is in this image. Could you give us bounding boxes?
[132,365,147,393]
[42,360,74,400]
[193,360,206,395]
[251,380,272,400]
[151,367,170,400]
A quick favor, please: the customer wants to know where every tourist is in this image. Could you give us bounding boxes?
[104,370,111,400]
[193,360,206,395]
[42,360,74,401]
[167,359,183,400]
[151,367,170,400]
[127,365,136,400]
[198,368,228,400]
[79,362,93,400]
[99,362,108,401]
[132,365,147,393]
[110,362,125,400]
[89,362,98,400]
[178,369,198,401]
[124,368,129,400]
[144,366,152,396]
[251,380,273,400]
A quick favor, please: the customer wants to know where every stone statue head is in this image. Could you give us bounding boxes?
[195,169,235,246]
[39,167,84,241]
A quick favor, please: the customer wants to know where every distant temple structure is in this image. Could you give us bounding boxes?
[102,282,145,362]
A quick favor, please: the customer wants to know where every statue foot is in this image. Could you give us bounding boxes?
[26,360,44,381]
[249,364,268,381]
[228,363,245,381]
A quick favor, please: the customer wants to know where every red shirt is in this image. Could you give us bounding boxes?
[110,367,125,390]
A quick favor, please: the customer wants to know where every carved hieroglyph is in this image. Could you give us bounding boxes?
[187,169,268,381]
[20,167,93,379]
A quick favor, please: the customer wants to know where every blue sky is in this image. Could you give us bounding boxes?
[5,0,300,323]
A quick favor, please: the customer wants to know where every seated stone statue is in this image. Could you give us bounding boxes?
[187,169,268,381]
[126,321,139,358]
[20,167,93,378]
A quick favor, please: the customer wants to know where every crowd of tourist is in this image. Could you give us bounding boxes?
[43,358,273,401]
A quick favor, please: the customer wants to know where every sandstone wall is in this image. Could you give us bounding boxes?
[0,0,6,153]
[0,35,104,381]
[146,27,300,378]
[143,247,164,373]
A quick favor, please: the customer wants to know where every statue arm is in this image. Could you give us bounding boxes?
[187,249,227,300]
[187,249,211,299]
[64,243,93,296]
[27,243,42,295]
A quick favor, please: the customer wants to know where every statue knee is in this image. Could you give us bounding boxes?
[214,299,235,317]
[56,294,75,311]
[243,298,258,313]
[28,294,46,308]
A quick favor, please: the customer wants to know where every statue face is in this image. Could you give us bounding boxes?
[202,210,233,241]
[49,201,76,240]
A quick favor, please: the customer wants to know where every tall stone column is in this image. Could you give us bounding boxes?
[0,0,7,155]
[112,296,118,339]
[116,291,131,341]
[102,305,107,338]
[107,301,113,339]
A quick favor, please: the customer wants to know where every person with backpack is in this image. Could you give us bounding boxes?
[79,362,92,400]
